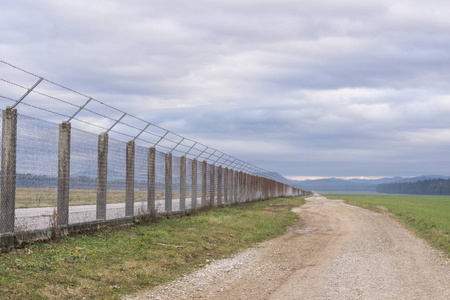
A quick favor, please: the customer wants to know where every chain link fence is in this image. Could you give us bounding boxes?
[0,60,308,250]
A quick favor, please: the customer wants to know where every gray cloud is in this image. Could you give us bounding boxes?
[1,0,450,178]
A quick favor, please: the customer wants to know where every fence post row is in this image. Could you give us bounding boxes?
[57,121,71,226]
[0,105,305,250]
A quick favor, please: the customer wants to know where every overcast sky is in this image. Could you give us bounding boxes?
[1,0,450,179]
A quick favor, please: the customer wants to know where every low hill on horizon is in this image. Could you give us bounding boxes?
[292,175,450,192]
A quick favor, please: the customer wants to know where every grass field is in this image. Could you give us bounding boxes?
[13,188,174,208]
[326,194,450,255]
[0,196,305,299]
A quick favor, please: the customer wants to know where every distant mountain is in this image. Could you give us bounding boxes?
[292,175,450,192]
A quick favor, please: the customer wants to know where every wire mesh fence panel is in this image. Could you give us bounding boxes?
[0,61,304,246]
[134,144,148,215]
[68,127,98,224]
[15,114,59,231]
[172,155,181,212]
[106,137,126,220]
[186,157,193,210]
[155,150,165,212]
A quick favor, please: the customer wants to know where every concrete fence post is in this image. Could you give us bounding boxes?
[246,173,250,202]
[180,156,186,211]
[256,176,259,200]
[229,169,234,204]
[210,164,215,207]
[240,172,245,203]
[261,178,263,198]
[250,174,254,201]
[202,160,207,207]
[234,171,238,203]
[1,107,17,235]
[191,159,197,209]
[125,140,135,217]
[217,166,222,206]
[244,172,248,202]
[57,121,71,226]
[148,147,156,213]
[248,174,252,201]
[96,133,108,220]
[254,176,258,200]
[165,153,173,212]
[223,168,228,205]
[241,172,245,202]
[247,174,250,201]
[254,175,260,201]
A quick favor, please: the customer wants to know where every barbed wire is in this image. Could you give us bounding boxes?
[0,59,300,188]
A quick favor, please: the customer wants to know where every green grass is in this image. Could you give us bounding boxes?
[0,196,306,299]
[326,194,450,255]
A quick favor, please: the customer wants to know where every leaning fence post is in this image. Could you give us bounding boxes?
[1,107,17,235]
[96,133,108,220]
[202,160,207,207]
[165,153,172,212]
[148,147,156,213]
[180,156,186,211]
[125,140,135,217]
[57,121,71,226]
[191,159,197,209]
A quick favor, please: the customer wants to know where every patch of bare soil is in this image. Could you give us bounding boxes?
[125,194,449,300]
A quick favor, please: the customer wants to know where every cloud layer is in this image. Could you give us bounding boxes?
[1,0,450,177]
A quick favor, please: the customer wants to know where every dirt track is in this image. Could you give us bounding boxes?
[127,194,450,299]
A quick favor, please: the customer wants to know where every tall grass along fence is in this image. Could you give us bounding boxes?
[0,61,308,251]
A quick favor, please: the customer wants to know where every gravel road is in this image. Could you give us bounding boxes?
[125,194,449,300]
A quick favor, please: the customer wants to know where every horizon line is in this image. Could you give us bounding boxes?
[285,175,447,181]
